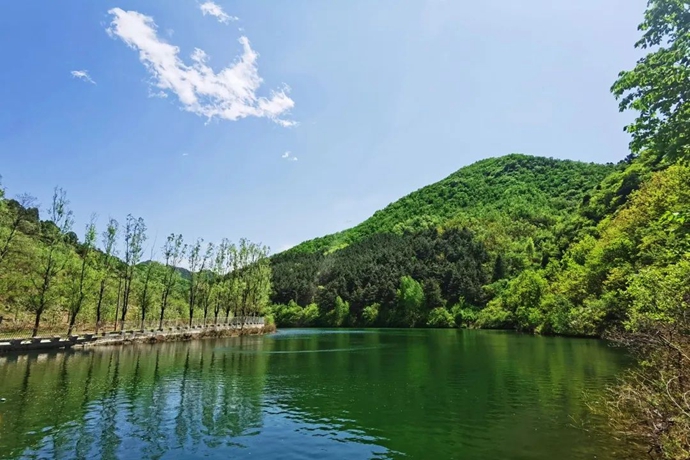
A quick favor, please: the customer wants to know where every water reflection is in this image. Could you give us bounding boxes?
[0,337,390,460]
[0,330,631,460]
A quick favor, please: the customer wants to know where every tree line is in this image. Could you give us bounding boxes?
[0,188,271,337]
[270,228,489,328]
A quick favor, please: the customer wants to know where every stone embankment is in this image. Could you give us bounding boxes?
[0,317,271,354]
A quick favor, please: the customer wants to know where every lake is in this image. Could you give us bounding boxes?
[0,329,631,459]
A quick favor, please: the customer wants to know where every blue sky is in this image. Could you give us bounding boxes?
[0,0,646,254]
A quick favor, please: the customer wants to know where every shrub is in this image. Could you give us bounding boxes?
[302,303,320,326]
[271,301,303,327]
[426,307,455,328]
[476,304,514,329]
[362,303,379,326]
[450,301,479,327]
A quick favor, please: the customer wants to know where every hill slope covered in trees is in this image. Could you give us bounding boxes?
[289,154,614,256]
[270,154,619,328]
[0,189,272,337]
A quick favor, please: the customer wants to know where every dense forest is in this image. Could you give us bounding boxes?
[270,155,619,329]
[0,191,272,337]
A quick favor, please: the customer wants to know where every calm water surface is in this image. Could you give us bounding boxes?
[0,329,631,459]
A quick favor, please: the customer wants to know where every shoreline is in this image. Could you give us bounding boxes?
[0,318,275,355]
[87,323,276,348]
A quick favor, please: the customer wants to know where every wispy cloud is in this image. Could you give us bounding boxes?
[282,151,298,161]
[106,8,295,126]
[71,70,96,85]
[199,1,238,24]
[148,88,168,98]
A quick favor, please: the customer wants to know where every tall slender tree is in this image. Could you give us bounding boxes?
[199,242,215,326]
[223,242,238,323]
[138,243,157,330]
[95,218,118,333]
[120,215,146,331]
[67,215,97,335]
[236,239,271,327]
[187,238,202,326]
[159,233,184,330]
[212,239,229,324]
[244,242,271,319]
[113,274,123,332]
[28,187,73,337]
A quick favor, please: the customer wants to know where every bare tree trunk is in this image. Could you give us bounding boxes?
[121,274,131,332]
[95,280,106,334]
[113,275,122,332]
[159,293,167,331]
[67,311,77,336]
[31,308,43,338]
[32,254,53,338]
[188,272,195,327]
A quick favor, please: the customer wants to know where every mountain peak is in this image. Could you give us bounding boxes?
[286,154,614,255]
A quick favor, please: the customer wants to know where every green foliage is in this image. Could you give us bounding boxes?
[272,301,304,327]
[476,305,514,329]
[272,155,615,331]
[595,277,690,459]
[426,307,455,328]
[288,155,613,256]
[333,296,350,327]
[302,303,320,326]
[0,183,270,336]
[543,163,690,335]
[272,227,489,327]
[450,301,479,328]
[361,303,379,326]
[264,313,275,327]
[269,301,321,327]
[612,0,690,162]
[396,276,425,327]
[497,270,548,332]
[626,256,690,329]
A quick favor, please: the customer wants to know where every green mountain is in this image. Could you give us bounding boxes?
[289,154,615,255]
[139,260,192,281]
[270,154,618,328]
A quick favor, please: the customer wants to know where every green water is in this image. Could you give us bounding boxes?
[0,329,631,459]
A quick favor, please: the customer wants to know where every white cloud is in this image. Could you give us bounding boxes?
[275,118,298,127]
[71,70,96,84]
[199,1,238,24]
[282,151,298,161]
[148,88,168,98]
[106,8,295,126]
[182,152,189,156]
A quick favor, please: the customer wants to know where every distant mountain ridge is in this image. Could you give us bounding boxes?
[138,260,191,280]
[287,154,615,255]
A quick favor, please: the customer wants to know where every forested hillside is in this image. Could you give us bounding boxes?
[290,154,614,256]
[0,189,272,337]
[270,155,618,327]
